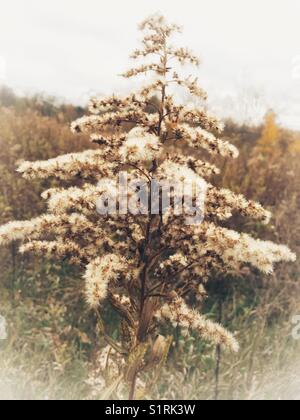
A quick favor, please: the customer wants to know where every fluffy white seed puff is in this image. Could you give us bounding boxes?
[120,127,162,163]
[84,254,127,308]
[157,160,208,198]
[156,296,239,352]
[17,150,116,181]
[0,214,93,246]
[202,223,297,274]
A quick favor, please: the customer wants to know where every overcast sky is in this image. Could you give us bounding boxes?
[0,0,300,128]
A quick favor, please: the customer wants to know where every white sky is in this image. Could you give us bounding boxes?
[0,0,300,128]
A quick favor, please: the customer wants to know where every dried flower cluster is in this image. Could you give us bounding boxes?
[0,14,296,399]
[156,295,239,352]
[120,127,162,163]
[84,254,127,308]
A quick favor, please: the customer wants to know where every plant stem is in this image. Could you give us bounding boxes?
[129,372,137,401]
[132,36,170,402]
[11,241,16,302]
[214,298,223,401]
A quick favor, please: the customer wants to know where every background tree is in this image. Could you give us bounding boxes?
[0,15,296,400]
[255,111,280,156]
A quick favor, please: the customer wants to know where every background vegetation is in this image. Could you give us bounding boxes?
[0,86,299,400]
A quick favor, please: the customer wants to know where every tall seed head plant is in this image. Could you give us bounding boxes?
[0,15,296,399]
